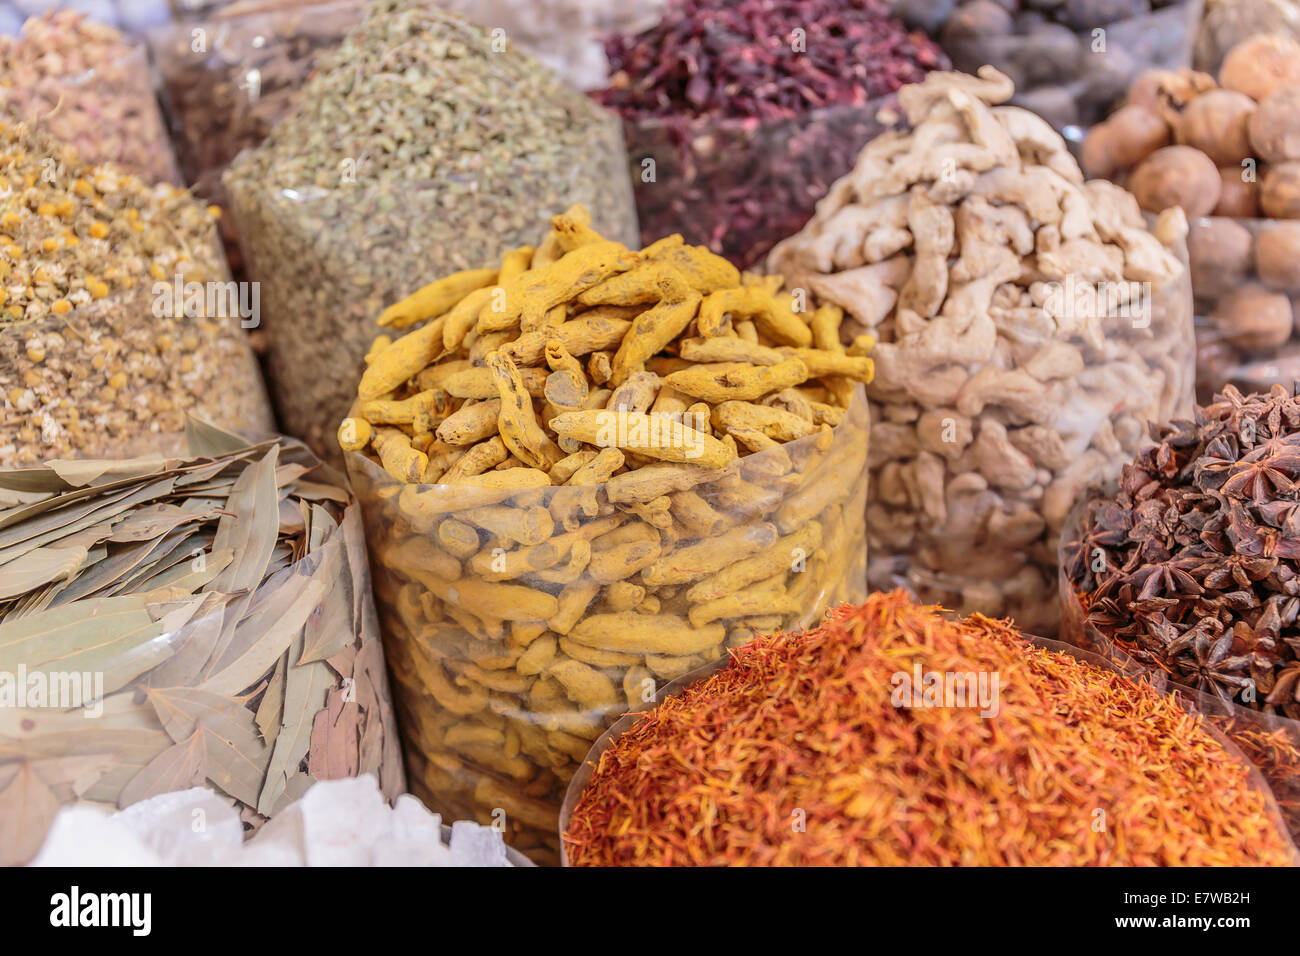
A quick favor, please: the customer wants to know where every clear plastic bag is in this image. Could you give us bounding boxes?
[622,99,903,271]
[561,618,1299,865]
[347,388,869,866]
[932,0,1203,130]
[862,251,1194,638]
[1058,514,1300,845]
[0,430,404,866]
[771,69,1197,638]
[153,2,364,203]
[0,38,178,185]
[1189,216,1300,402]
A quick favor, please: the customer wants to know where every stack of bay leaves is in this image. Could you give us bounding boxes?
[0,420,403,866]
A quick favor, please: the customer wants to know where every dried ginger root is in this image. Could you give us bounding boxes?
[343,206,873,862]
[768,66,1195,638]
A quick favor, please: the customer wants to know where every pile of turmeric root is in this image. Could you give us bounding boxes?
[339,207,873,863]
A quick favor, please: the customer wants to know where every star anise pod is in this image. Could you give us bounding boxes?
[1221,455,1298,504]
[1172,620,1254,705]
[1202,554,1278,590]
[1264,665,1300,720]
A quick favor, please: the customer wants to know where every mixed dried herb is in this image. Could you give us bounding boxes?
[1065,384,1300,719]
[0,421,402,867]
[564,592,1296,866]
[343,206,874,863]
[593,0,945,268]
[0,119,273,466]
[0,9,177,183]
[224,0,636,462]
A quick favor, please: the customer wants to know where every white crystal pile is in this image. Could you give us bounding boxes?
[29,775,515,867]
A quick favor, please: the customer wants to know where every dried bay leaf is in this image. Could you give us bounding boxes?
[117,726,207,808]
[0,763,60,866]
[199,557,331,696]
[0,476,179,565]
[141,592,233,689]
[145,686,271,807]
[186,417,261,458]
[257,629,334,815]
[47,455,173,487]
[255,653,288,743]
[107,503,209,542]
[201,447,281,674]
[0,545,87,600]
[0,429,392,825]
[307,686,360,781]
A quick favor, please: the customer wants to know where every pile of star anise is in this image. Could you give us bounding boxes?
[1064,385,1300,718]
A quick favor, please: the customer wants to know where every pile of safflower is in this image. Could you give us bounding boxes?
[564,592,1297,866]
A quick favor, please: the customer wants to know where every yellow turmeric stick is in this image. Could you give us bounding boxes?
[678,336,783,366]
[372,427,428,483]
[776,348,874,382]
[337,416,372,452]
[488,352,564,471]
[443,364,547,400]
[565,612,724,656]
[608,267,701,385]
[378,267,497,329]
[441,436,508,483]
[549,409,734,470]
[809,302,846,353]
[361,389,445,426]
[358,316,447,400]
[441,286,496,353]
[551,211,608,253]
[533,203,594,268]
[499,312,634,366]
[477,241,639,334]
[436,399,502,445]
[663,358,810,404]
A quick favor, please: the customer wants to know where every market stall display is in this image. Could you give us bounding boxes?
[0,120,273,467]
[343,207,874,864]
[562,592,1297,866]
[893,0,1202,130]
[770,67,1194,636]
[0,423,403,867]
[224,0,637,463]
[594,0,946,269]
[0,9,178,184]
[1080,38,1300,399]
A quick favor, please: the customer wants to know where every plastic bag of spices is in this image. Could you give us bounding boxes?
[595,0,946,270]
[339,204,875,864]
[152,0,365,278]
[349,399,868,865]
[769,67,1195,638]
[0,10,179,184]
[224,0,637,464]
[894,0,1203,131]
[0,422,405,868]
[0,121,274,468]
[1059,384,1300,844]
[560,593,1299,866]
